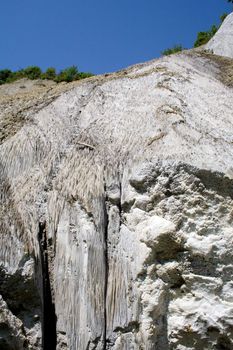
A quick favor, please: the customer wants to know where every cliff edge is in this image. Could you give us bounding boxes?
[0,12,233,350]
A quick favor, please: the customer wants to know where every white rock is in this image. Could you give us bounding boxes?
[0,16,233,349]
[206,12,233,58]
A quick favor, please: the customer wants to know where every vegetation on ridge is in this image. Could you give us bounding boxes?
[193,13,228,48]
[193,13,228,47]
[161,13,229,56]
[161,45,185,56]
[0,65,94,85]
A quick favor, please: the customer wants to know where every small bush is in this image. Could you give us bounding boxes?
[0,69,12,84]
[56,66,79,82]
[43,67,56,80]
[6,70,26,83]
[77,72,94,79]
[220,13,228,23]
[193,13,229,48]
[161,45,184,56]
[194,25,218,48]
[22,66,42,80]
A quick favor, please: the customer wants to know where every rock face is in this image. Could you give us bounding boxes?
[0,13,233,350]
[206,11,233,59]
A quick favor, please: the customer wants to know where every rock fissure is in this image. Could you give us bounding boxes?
[114,321,140,334]
[103,184,110,349]
[38,222,57,350]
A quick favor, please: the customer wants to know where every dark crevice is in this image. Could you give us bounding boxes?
[118,180,123,224]
[177,164,233,199]
[121,198,135,213]
[103,175,123,348]
[103,186,109,350]
[155,291,170,350]
[87,336,101,349]
[216,335,233,350]
[114,321,140,334]
[38,222,57,350]
[195,169,233,199]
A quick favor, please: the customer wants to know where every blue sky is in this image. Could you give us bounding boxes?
[0,0,232,74]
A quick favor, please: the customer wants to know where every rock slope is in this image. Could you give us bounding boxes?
[0,12,233,350]
[206,12,233,59]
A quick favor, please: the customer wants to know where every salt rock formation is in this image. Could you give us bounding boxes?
[206,11,233,58]
[0,13,233,350]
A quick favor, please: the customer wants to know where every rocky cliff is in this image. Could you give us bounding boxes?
[0,13,233,350]
[206,12,233,59]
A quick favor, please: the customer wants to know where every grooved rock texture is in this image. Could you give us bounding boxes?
[0,14,233,350]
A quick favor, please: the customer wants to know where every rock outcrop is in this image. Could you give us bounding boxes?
[0,13,233,350]
[206,12,233,59]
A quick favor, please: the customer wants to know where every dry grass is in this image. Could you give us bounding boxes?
[0,114,25,144]
[0,65,167,144]
[0,80,80,144]
[202,51,233,87]
[189,49,233,87]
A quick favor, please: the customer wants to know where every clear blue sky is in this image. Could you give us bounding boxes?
[0,0,232,74]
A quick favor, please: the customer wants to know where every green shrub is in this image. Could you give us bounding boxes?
[22,66,42,80]
[6,70,26,83]
[161,45,184,56]
[55,65,79,82]
[0,69,12,84]
[0,65,94,85]
[220,13,228,23]
[43,67,56,80]
[194,25,218,48]
[193,13,229,48]
[77,72,94,79]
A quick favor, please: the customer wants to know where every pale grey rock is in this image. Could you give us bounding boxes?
[0,295,27,349]
[0,78,56,97]
[0,17,233,349]
[206,12,233,58]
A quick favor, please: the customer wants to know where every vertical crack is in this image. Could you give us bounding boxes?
[103,176,123,349]
[103,185,109,350]
[118,180,123,224]
[38,222,57,350]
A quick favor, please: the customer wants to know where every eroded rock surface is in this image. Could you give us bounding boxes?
[0,13,233,350]
[206,12,233,59]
